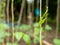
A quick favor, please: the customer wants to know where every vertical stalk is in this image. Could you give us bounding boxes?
[6,0,10,42]
[28,3,30,14]
[28,3,31,25]
[28,3,33,35]
[23,6,26,24]
[40,0,42,45]
[31,0,34,33]
[18,0,25,25]
[32,0,34,22]
[3,0,6,22]
[11,0,14,44]
[56,0,59,38]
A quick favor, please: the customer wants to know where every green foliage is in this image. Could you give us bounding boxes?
[53,38,60,45]
[33,23,39,27]
[0,32,11,44]
[14,32,23,41]
[19,24,31,30]
[6,42,19,45]
[0,0,5,18]
[33,36,45,44]
[15,24,31,30]
[0,22,9,32]
[0,39,4,43]
[0,32,10,38]
[45,24,52,31]
[0,1,51,45]
[34,28,40,36]
[33,37,40,43]
[0,30,11,43]
[12,6,48,45]
[6,42,12,45]
[39,7,48,25]
[23,34,31,45]
[0,21,10,44]
[0,14,5,18]
[14,32,31,45]
[0,22,10,40]
[33,25,45,43]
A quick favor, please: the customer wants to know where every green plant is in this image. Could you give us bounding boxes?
[6,42,19,45]
[0,0,5,19]
[0,0,50,45]
[0,22,11,45]
[14,6,49,44]
[14,32,31,45]
[45,24,52,31]
[53,38,60,45]
[15,24,31,30]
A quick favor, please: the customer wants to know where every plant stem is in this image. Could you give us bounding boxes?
[18,0,25,25]
[11,0,14,45]
[32,0,34,23]
[6,0,10,42]
[40,0,42,45]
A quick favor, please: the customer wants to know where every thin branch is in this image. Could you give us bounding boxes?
[56,0,59,38]
[40,0,42,45]
[18,0,25,25]
[6,0,10,42]
[11,0,14,44]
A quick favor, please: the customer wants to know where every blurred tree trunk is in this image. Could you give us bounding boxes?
[57,0,60,23]
[59,1,60,23]
[56,0,60,38]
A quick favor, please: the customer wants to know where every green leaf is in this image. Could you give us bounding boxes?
[20,24,31,30]
[53,38,60,45]
[39,7,48,25]
[6,42,19,45]
[0,39,4,43]
[14,32,23,41]
[33,23,39,27]
[5,32,11,37]
[0,32,10,39]
[13,43,19,45]
[23,34,31,45]
[34,28,40,36]
[39,18,46,25]
[45,25,52,31]
[34,37,40,43]
[6,42,12,45]
[0,23,9,32]
[0,32,6,38]
[15,25,20,30]
[0,14,5,17]
[34,36,45,44]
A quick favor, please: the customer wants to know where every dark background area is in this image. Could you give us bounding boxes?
[7,0,57,22]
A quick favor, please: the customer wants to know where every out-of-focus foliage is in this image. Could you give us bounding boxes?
[39,7,48,25]
[6,42,19,45]
[14,32,31,45]
[53,38,60,45]
[0,0,5,18]
[14,32,23,41]
[45,24,52,31]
